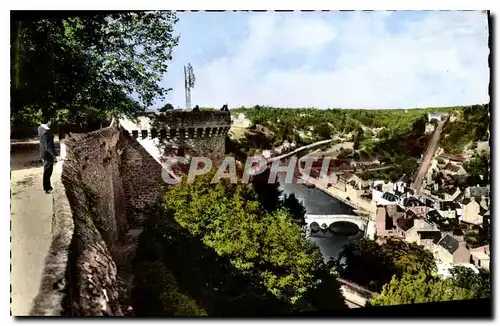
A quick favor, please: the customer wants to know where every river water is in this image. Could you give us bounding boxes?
[278,176,363,261]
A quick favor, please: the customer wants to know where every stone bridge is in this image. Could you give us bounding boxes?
[305,214,369,235]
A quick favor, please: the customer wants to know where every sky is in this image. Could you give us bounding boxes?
[157,10,490,109]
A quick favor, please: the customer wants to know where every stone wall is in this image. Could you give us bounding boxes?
[29,165,74,316]
[119,110,231,164]
[30,111,230,316]
[30,122,166,316]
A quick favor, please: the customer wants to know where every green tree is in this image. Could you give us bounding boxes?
[369,272,474,306]
[11,12,179,124]
[133,260,208,316]
[282,193,306,226]
[162,172,346,308]
[159,103,174,112]
[314,122,332,140]
[335,239,436,292]
[449,266,490,299]
[411,116,427,135]
[464,153,490,186]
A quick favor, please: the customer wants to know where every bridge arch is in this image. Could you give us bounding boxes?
[305,214,368,236]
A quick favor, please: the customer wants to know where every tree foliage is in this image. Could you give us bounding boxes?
[449,266,491,299]
[11,11,179,125]
[334,239,436,292]
[369,272,475,306]
[229,106,471,171]
[159,103,174,112]
[369,266,490,306]
[464,152,490,187]
[314,122,333,140]
[133,172,346,315]
[163,173,322,303]
[440,104,490,155]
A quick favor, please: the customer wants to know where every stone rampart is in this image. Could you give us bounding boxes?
[30,122,166,316]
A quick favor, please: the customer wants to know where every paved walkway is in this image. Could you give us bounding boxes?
[11,140,54,315]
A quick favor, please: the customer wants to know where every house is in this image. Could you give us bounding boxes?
[465,186,490,200]
[404,197,425,207]
[443,163,467,178]
[375,206,400,238]
[339,172,363,189]
[461,198,483,226]
[261,150,272,159]
[395,185,415,199]
[478,196,489,211]
[406,205,428,219]
[428,112,443,122]
[436,263,479,279]
[469,245,490,271]
[443,186,462,201]
[401,218,441,243]
[415,230,443,247]
[372,181,398,204]
[425,198,437,209]
[449,110,460,123]
[373,180,395,194]
[438,201,462,219]
[438,153,466,164]
[394,174,412,193]
[395,217,415,238]
[376,192,400,206]
[429,233,470,264]
[483,210,490,226]
[425,123,436,134]
[427,209,445,223]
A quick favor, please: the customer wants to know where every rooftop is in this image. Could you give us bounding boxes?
[427,209,443,220]
[341,172,355,180]
[396,217,415,231]
[398,174,411,184]
[382,192,399,202]
[404,197,425,207]
[445,187,459,195]
[439,153,465,162]
[444,163,461,173]
[437,234,460,254]
[425,198,436,208]
[418,231,442,242]
[441,201,461,211]
[469,187,489,198]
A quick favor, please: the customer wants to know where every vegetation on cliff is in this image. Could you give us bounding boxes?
[133,172,346,316]
[332,239,436,293]
[369,265,490,306]
[440,105,490,155]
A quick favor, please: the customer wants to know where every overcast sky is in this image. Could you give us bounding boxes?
[157,10,490,109]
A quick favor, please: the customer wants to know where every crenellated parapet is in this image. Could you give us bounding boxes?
[123,125,231,141]
[119,110,231,164]
[119,110,231,139]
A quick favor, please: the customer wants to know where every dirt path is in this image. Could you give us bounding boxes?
[10,140,56,316]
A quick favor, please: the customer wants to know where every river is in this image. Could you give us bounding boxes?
[278,175,363,262]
